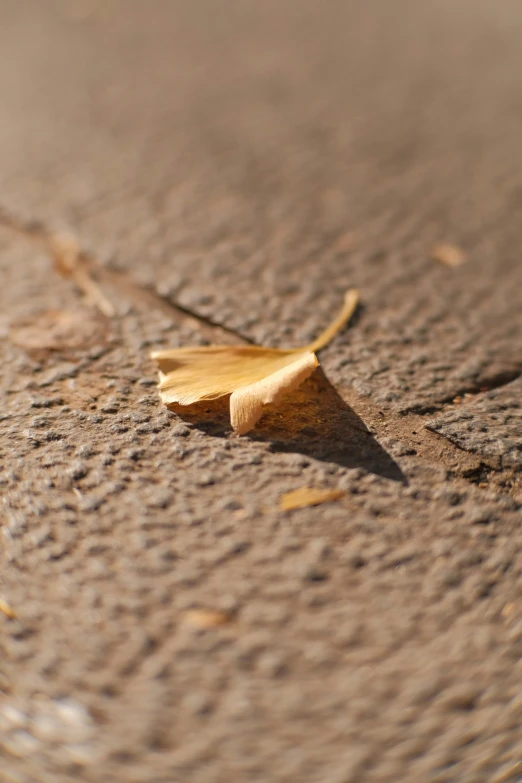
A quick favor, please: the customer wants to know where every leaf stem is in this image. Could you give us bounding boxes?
[307,288,359,353]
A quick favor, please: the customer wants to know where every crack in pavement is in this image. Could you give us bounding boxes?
[0,206,254,346]
[404,367,522,417]
[342,387,521,501]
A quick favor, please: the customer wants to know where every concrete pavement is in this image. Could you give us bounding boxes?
[1,2,522,781]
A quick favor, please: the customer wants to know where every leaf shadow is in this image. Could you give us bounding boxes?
[167,368,407,484]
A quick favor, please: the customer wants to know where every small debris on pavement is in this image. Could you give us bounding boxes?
[430,243,466,267]
[0,597,16,620]
[501,603,516,620]
[280,487,346,511]
[182,609,234,629]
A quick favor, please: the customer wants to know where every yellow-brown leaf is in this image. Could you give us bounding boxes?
[152,289,359,434]
[280,487,346,511]
[0,597,16,620]
[182,609,233,629]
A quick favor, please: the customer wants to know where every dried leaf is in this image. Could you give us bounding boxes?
[280,487,346,511]
[0,597,16,620]
[152,289,359,434]
[182,609,233,629]
[430,243,466,267]
[49,233,116,317]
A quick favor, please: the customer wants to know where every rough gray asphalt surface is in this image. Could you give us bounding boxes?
[1,2,522,782]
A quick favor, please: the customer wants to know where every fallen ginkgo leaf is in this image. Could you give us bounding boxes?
[152,289,359,435]
[280,487,346,511]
